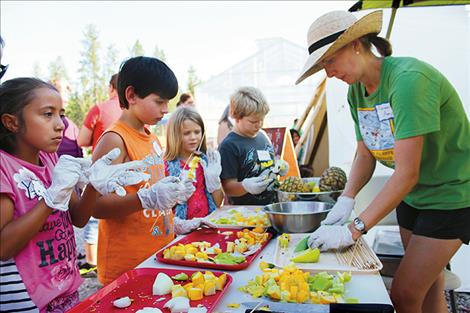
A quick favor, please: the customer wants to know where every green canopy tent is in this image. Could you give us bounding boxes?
[349,0,470,39]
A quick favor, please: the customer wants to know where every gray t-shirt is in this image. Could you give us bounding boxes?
[219,132,277,205]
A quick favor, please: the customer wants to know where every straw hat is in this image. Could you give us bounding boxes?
[296,10,383,85]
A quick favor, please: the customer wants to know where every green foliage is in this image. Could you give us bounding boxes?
[187,65,201,96]
[78,24,107,111]
[48,56,69,82]
[130,39,145,57]
[153,45,167,62]
[66,92,84,126]
[32,62,43,79]
[103,44,119,80]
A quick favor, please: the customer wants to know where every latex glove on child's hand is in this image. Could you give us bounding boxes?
[200,149,222,193]
[137,176,181,210]
[43,155,92,211]
[273,159,289,176]
[321,195,355,225]
[88,148,150,196]
[308,225,355,252]
[176,178,196,204]
[173,217,217,235]
[241,174,273,195]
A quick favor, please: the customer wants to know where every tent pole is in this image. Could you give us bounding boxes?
[386,8,398,40]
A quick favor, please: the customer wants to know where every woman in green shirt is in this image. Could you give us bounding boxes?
[296,10,470,313]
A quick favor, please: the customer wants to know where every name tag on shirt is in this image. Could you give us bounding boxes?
[257,150,271,161]
[375,103,394,122]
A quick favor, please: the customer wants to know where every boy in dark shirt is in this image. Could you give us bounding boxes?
[219,87,277,205]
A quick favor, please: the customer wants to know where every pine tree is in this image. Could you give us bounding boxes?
[187,65,201,97]
[48,56,69,83]
[32,61,43,79]
[153,45,166,62]
[130,40,145,57]
[103,44,119,82]
[66,92,84,126]
[78,24,106,113]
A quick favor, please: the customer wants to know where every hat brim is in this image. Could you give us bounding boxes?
[296,10,383,85]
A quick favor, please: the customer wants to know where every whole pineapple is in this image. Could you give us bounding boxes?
[319,167,347,191]
[280,176,305,192]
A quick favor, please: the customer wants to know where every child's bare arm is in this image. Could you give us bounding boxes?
[0,195,52,261]
[68,186,99,227]
[90,132,146,219]
[221,178,247,197]
[211,189,225,207]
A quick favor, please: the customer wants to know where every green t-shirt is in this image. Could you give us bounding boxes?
[348,57,470,210]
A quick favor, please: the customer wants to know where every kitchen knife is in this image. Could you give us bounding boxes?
[242,301,394,313]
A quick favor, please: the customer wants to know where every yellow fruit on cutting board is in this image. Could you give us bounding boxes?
[291,248,320,263]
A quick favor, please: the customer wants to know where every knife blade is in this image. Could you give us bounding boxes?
[242,301,394,313]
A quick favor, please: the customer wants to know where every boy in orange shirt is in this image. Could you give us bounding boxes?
[91,57,208,285]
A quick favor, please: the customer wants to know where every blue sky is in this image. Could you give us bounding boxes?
[1,1,353,87]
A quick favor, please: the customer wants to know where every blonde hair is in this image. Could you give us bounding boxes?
[164,106,207,161]
[229,86,269,119]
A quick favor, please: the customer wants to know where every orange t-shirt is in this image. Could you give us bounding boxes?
[97,121,174,285]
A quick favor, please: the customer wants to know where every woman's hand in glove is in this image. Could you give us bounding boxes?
[321,196,355,225]
[308,225,355,251]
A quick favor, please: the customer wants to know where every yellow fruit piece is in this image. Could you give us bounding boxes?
[291,248,320,263]
[227,303,240,308]
[171,285,188,298]
[188,287,203,301]
[215,273,227,291]
[184,254,195,261]
[203,280,216,296]
[226,242,234,253]
[192,272,204,286]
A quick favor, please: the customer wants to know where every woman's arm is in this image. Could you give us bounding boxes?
[342,140,377,198]
[0,195,52,260]
[356,136,423,237]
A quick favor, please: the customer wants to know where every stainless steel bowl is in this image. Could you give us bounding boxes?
[263,201,333,233]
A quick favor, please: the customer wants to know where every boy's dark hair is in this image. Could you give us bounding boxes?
[109,73,119,90]
[0,77,58,153]
[117,56,178,109]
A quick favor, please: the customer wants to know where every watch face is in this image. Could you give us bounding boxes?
[354,218,365,233]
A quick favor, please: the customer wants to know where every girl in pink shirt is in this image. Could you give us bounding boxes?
[0,78,146,312]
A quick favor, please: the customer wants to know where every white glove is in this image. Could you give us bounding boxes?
[173,217,217,235]
[176,178,196,204]
[321,195,355,225]
[273,159,289,176]
[43,155,92,211]
[241,175,272,195]
[200,149,222,193]
[308,225,355,251]
[88,148,150,196]
[137,176,181,210]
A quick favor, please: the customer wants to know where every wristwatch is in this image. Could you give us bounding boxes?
[353,217,367,235]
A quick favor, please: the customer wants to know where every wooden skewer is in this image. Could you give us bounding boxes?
[248,301,264,313]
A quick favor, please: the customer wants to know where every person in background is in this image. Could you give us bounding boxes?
[90,56,206,285]
[289,128,303,164]
[164,106,224,221]
[219,87,278,205]
[217,105,233,146]
[77,73,121,277]
[296,10,470,313]
[0,77,145,312]
[176,92,195,107]
[78,74,121,151]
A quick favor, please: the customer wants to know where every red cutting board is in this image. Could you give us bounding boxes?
[156,228,272,271]
[68,267,232,312]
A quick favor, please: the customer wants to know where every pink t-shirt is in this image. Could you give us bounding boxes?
[0,149,82,312]
[83,96,122,150]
